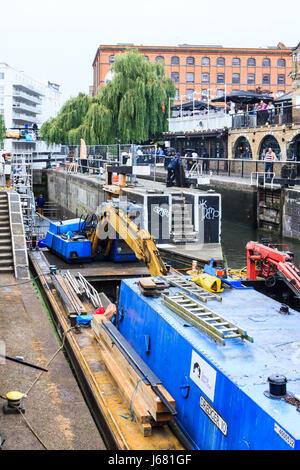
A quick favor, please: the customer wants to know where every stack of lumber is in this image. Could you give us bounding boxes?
[139,277,169,297]
[92,314,176,437]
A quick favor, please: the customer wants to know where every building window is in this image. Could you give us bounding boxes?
[0,73,4,79]
[277,74,285,84]
[201,73,210,83]
[277,59,286,67]
[144,55,149,61]
[171,56,180,65]
[247,58,256,67]
[217,57,225,66]
[202,57,210,66]
[217,73,225,84]
[262,58,270,67]
[262,74,270,85]
[186,56,195,66]
[186,72,194,83]
[109,55,115,64]
[175,89,179,100]
[155,56,164,63]
[201,89,208,100]
[232,58,240,66]
[232,73,240,84]
[247,73,255,84]
[171,72,179,83]
[216,89,224,98]
[0,86,4,94]
[186,89,194,100]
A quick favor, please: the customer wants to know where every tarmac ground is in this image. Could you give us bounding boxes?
[0,273,106,450]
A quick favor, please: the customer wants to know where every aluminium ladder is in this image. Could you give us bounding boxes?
[161,292,253,346]
[164,275,222,302]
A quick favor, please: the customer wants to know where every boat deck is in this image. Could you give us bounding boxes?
[122,277,300,443]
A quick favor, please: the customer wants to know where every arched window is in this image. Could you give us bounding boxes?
[144,55,149,61]
[155,56,164,63]
[234,137,252,159]
[217,57,225,66]
[109,55,115,64]
[186,56,195,65]
[259,135,281,160]
[202,57,210,66]
[171,56,180,65]
[278,59,286,67]
[262,58,270,67]
[247,58,256,67]
[232,58,240,66]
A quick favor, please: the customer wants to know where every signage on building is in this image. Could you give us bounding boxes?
[6,129,20,138]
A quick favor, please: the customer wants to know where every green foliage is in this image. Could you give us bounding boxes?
[40,50,175,145]
[0,115,5,147]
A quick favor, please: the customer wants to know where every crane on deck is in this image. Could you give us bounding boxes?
[44,201,168,277]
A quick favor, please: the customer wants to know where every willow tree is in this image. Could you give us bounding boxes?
[40,49,175,145]
[40,93,92,145]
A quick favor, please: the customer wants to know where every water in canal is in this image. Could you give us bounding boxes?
[222,218,300,269]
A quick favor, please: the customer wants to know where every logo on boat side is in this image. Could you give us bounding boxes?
[190,350,217,402]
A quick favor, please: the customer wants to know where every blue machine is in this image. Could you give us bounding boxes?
[44,219,92,263]
[117,278,300,450]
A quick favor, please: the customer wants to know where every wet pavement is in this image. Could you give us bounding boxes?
[0,273,105,450]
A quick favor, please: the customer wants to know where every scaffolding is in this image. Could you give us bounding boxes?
[10,152,35,245]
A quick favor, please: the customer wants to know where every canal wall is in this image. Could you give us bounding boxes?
[34,169,106,217]
[33,169,300,241]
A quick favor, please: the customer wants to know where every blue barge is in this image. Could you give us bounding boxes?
[117,278,300,450]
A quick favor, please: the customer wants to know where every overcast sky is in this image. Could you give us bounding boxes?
[0,0,299,105]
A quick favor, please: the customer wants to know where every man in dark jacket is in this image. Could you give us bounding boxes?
[166,152,181,187]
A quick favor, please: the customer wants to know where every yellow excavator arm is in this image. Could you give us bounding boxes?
[90,203,168,277]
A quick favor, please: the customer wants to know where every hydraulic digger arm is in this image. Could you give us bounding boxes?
[92,203,168,277]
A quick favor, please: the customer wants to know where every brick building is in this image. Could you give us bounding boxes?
[92,43,293,102]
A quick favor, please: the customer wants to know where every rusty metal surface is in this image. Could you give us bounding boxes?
[42,249,149,280]
[29,251,184,450]
[0,272,105,450]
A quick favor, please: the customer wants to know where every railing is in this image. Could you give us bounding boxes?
[169,104,298,130]
[232,104,295,129]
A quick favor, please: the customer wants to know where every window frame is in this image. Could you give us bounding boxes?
[277,59,286,67]
[201,72,210,83]
[232,73,240,84]
[155,56,164,63]
[262,58,271,67]
[201,57,210,66]
[247,58,256,67]
[262,73,270,85]
[232,58,240,66]
[217,57,225,66]
[186,56,195,66]
[247,73,256,85]
[216,73,225,84]
[171,72,180,83]
[186,72,195,83]
[277,74,285,85]
[171,56,180,66]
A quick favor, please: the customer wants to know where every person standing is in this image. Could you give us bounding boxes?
[37,194,46,216]
[166,152,181,187]
[264,147,277,177]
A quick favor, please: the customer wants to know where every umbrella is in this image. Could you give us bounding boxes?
[212,90,274,104]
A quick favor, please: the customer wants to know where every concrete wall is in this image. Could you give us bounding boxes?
[46,170,105,216]
[282,188,300,239]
